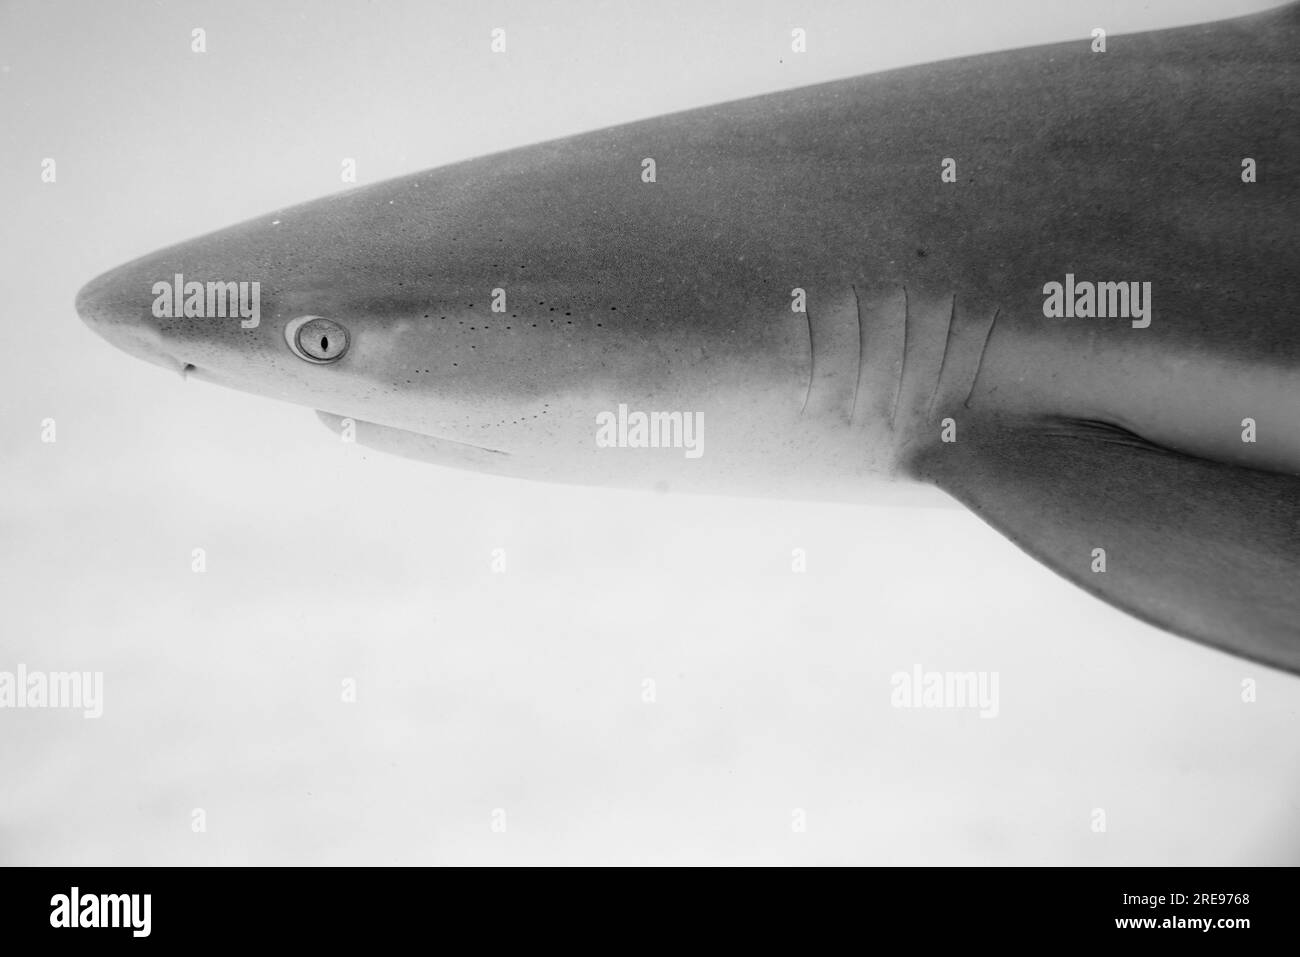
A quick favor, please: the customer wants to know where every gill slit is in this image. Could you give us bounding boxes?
[964,306,1001,409]
[800,306,814,415]
[849,284,864,424]
[927,293,958,419]
[890,285,909,429]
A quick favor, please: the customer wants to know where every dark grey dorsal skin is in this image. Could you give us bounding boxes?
[78,4,1300,671]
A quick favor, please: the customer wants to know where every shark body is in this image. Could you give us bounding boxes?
[78,4,1300,671]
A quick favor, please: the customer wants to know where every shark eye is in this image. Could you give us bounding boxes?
[285,316,349,363]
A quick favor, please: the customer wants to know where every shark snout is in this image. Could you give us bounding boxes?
[76,264,192,376]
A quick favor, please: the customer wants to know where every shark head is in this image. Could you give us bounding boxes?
[73,135,875,495]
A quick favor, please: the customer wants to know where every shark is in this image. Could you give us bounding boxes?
[77,3,1300,672]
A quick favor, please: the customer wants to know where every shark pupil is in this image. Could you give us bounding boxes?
[287,316,349,363]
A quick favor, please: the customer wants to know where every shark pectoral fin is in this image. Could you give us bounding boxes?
[909,418,1300,674]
